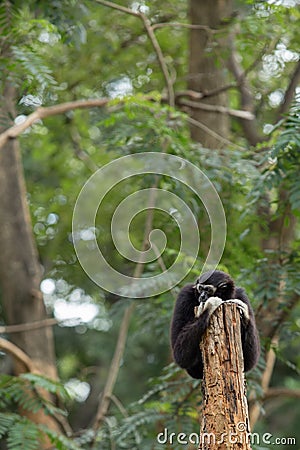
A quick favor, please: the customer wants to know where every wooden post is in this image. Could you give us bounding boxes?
[199,303,252,450]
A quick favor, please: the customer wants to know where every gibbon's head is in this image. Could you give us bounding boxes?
[194,270,235,302]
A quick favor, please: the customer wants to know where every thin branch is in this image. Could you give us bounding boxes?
[0,337,36,372]
[94,0,140,17]
[264,387,300,401]
[141,15,175,107]
[277,59,300,118]
[151,242,177,300]
[93,179,160,434]
[178,98,255,119]
[228,35,263,146]
[0,95,159,151]
[242,39,279,79]
[152,22,214,32]
[0,338,73,436]
[229,37,277,91]
[185,116,245,150]
[0,318,58,334]
[250,373,300,428]
[109,394,129,417]
[202,83,238,99]
[174,382,199,416]
[261,341,278,392]
[0,98,109,150]
[94,0,174,107]
[256,290,299,343]
[175,89,205,100]
[175,84,237,101]
[93,302,135,434]
[250,337,278,427]
[181,80,258,102]
[70,126,99,172]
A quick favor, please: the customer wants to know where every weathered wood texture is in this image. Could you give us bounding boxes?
[199,304,252,450]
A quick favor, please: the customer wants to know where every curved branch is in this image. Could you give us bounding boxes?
[0,318,58,334]
[250,337,278,427]
[141,14,175,107]
[0,95,158,151]
[152,22,214,32]
[0,337,35,372]
[93,0,140,17]
[277,59,300,118]
[178,98,255,119]
[186,116,245,150]
[228,40,263,146]
[256,292,299,342]
[176,84,237,100]
[93,302,135,431]
[94,0,174,107]
[264,387,300,401]
[0,98,109,150]
[93,180,160,434]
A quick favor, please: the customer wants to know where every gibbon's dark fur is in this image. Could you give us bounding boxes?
[170,270,260,379]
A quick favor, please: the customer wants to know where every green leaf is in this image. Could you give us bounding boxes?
[7,420,40,450]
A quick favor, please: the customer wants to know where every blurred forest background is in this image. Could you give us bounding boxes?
[0,0,300,449]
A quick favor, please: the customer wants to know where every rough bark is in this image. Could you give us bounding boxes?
[0,83,57,377]
[188,0,232,148]
[0,81,60,440]
[199,304,251,450]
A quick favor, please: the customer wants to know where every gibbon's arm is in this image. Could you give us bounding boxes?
[170,272,260,377]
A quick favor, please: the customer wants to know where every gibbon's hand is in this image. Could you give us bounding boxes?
[194,296,223,318]
[224,299,250,321]
[170,270,260,379]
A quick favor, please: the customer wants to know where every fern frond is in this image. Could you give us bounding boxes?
[40,425,82,450]
[0,1,17,41]
[0,412,79,450]
[0,373,69,417]
[21,373,70,401]
[6,419,40,450]
[12,45,57,89]
[0,413,18,438]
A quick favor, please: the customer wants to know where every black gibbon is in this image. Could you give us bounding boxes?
[170,270,260,379]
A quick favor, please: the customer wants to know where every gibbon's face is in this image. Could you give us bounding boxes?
[195,270,235,302]
[195,283,216,302]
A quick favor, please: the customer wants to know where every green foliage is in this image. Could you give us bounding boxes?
[0,0,300,448]
[2,415,40,450]
[268,99,300,211]
[41,426,82,450]
[0,373,78,450]
[93,364,201,450]
[0,373,69,411]
[242,100,300,306]
[12,45,57,90]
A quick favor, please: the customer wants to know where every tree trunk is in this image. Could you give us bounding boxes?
[0,82,57,378]
[0,82,60,440]
[199,304,251,450]
[188,0,232,148]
